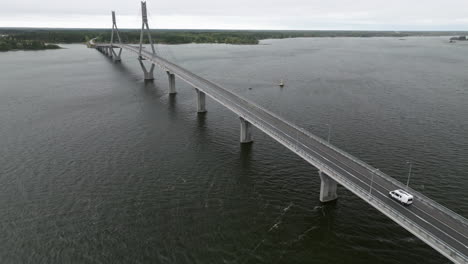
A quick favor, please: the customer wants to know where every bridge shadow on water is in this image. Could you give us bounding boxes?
[239,142,254,169]
[101,57,141,81]
[103,57,170,98]
[167,93,177,115]
[320,200,338,222]
[196,111,207,128]
[100,55,221,146]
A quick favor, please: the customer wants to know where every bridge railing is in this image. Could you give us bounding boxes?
[148,62,467,262]
[100,40,468,233]
[92,43,467,262]
[109,44,467,225]
[258,104,468,226]
[177,65,468,228]
[257,103,468,226]
[240,110,467,264]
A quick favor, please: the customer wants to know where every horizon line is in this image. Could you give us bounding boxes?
[1,26,468,32]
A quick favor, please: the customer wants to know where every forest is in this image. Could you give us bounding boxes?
[0,37,60,51]
[1,28,467,51]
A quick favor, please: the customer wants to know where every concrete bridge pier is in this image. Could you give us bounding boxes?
[166,71,176,94]
[319,171,338,202]
[195,89,207,113]
[138,59,155,80]
[240,117,253,143]
[111,47,122,61]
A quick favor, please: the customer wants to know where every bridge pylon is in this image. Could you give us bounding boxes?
[110,11,123,61]
[138,1,156,80]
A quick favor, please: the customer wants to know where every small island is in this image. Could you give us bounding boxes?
[0,36,61,51]
[449,36,467,43]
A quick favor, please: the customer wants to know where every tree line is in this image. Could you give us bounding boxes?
[1,28,467,50]
[0,36,60,51]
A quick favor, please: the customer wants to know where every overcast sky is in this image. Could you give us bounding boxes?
[1,0,468,30]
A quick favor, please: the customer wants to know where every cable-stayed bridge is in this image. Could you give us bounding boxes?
[89,2,468,263]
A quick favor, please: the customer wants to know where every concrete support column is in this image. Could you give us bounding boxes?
[138,59,155,80]
[111,48,122,61]
[196,89,206,113]
[240,117,253,144]
[166,71,176,94]
[319,171,338,202]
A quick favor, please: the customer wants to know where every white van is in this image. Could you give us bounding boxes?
[389,189,414,205]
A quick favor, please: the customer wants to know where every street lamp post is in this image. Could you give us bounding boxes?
[406,161,413,190]
[326,124,331,143]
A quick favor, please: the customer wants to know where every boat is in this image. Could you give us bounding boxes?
[279,80,284,87]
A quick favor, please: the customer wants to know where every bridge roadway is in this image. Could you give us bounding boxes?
[95,43,468,263]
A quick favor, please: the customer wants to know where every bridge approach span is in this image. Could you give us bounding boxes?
[90,4,468,263]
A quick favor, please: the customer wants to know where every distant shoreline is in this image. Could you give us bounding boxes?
[0,34,62,51]
[0,46,63,52]
[1,28,468,47]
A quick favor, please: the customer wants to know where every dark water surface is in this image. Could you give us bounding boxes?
[0,37,467,263]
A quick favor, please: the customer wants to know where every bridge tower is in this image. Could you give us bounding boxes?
[110,11,123,61]
[138,1,156,80]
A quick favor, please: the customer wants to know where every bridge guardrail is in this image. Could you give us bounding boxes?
[258,104,468,227]
[239,105,467,262]
[157,49,467,226]
[161,65,467,263]
[193,72,468,228]
[91,43,467,263]
[243,113,468,264]
[120,44,467,225]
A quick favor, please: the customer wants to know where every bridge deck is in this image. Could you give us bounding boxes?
[95,43,468,263]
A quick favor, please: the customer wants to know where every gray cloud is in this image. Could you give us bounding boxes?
[1,0,467,29]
